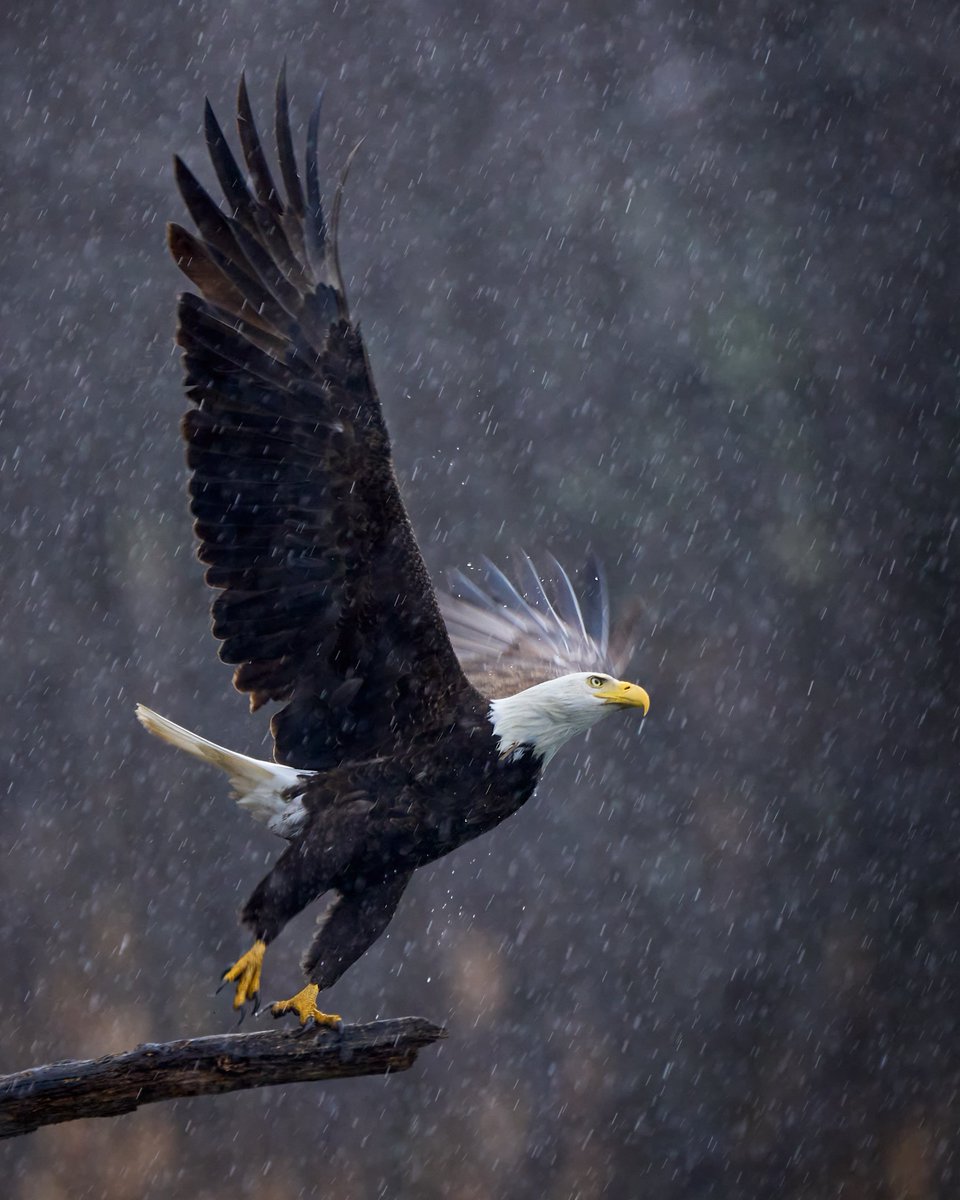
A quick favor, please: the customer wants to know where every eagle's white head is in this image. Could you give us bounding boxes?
[489,672,650,766]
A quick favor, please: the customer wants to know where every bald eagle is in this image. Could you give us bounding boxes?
[137,69,649,1029]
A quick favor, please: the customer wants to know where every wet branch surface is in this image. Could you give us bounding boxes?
[0,1017,446,1139]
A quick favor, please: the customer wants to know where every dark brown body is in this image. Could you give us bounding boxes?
[166,76,579,1006]
[242,703,542,991]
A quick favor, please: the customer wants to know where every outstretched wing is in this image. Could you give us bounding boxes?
[440,553,641,699]
[169,69,474,770]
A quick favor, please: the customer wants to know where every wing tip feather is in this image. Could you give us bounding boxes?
[444,552,632,693]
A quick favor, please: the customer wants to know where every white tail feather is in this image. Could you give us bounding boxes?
[135,704,309,837]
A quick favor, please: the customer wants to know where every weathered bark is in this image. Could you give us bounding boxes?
[0,1017,446,1139]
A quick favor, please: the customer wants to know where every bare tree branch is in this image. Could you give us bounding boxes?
[0,1017,446,1139]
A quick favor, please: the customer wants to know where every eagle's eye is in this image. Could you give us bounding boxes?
[588,675,606,689]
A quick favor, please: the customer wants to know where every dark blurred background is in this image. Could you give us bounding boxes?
[2,1,959,1196]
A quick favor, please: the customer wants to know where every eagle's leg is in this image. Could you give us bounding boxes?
[224,843,325,1018]
[270,983,341,1028]
[221,939,266,1011]
[270,871,413,1027]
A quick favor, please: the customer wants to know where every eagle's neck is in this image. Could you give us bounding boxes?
[488,681,600,766]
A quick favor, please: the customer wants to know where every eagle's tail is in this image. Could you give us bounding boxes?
[135,704,307,836]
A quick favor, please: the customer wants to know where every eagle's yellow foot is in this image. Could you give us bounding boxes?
[270,984,342,1029]
[221,940,266,1011]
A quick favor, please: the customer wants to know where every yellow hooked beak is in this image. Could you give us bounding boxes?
[593,678,650,715]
